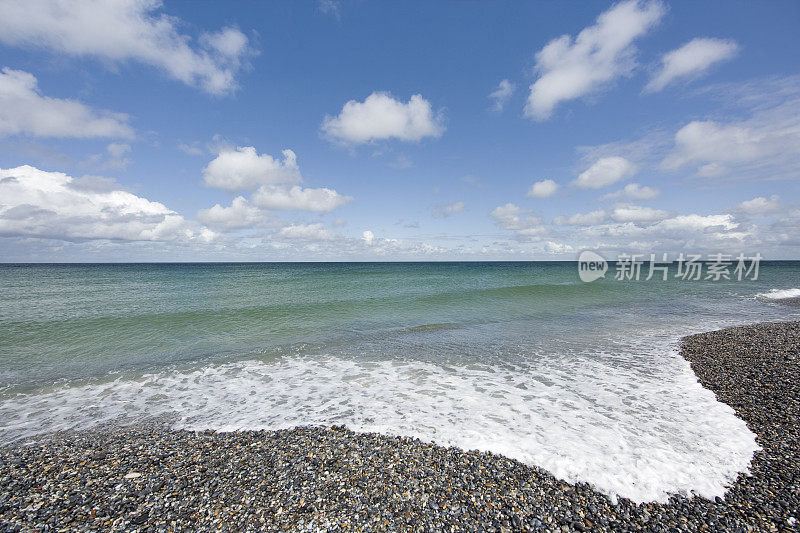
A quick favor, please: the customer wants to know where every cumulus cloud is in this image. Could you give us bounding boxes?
[602,183,659,200]
[579,77,800,183]
[736,195,782,215]
[201,146,351,219]
[203,147,301,191]
[491,203,546,238]
[649,213,737,233]
[658,79,800,180]
[252,228,449,259]
[524,0,664,120]
[0,0,253,95]
[321,92,444,145]
[362,230,375,245]
[553,209,606,226]
[545,241,574,254]
[572,212,744,254]
[489,79,515,112]
[646,38,739,92]
[0,68,134,139]
[274,223,337,242]
[432,201,466,218]
[610,204,669,223]
[197,196,268,230]
[0,165,214,242]
[262,227,452,259]
[252,185,352,212]
[491,203,528,230]
[662,115,800,177]
[527,179,559,198]
[575,156,635,189]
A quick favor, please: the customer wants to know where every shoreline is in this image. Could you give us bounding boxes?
[2,322,798,531]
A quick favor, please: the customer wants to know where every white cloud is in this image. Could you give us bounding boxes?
[516,227,548,238]
[527,179,559,198]
[200,26,249,62]
[489,79,516,112]
[203,147,301,191]
[201,146,351,221]
[662,116,800,177]
[432,201,466,218]
[580,77,800,182]
[491,203,527,230]
[0,0,253,95]
[610,204,669,223]
[197,196,268,230]
[602,183,659,200]
[524,0,664,120]
[736,195,782,215]
[106,143,130,161]
[575,156,635,189]
[0,165,214,242]
[571,213,745,254]
[321,92,444,145]
[104,143,132,170]
[695,162,726,178]
[362,230,375,245]
[666,120,757,168]
[553,209,606,226]
[491,203,546,238]
[261,228,448,258]
[0,67,133,139]
[658,79,800,180]
[252,185,352,212]
[649,213,737,232]
[274,223,337,242]
[646,38,739,92]
[545,241,574,254]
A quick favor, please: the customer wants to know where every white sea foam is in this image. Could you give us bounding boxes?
[755,288,800,300]
[0,341,759,503]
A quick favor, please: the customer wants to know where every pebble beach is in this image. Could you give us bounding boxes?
[1,322,798,532]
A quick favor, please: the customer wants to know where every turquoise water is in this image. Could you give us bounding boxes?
[1,261,799,502]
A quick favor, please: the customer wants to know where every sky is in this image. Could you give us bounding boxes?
[0,0,798,262]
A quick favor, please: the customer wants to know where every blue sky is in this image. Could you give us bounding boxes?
[0,0,798,261]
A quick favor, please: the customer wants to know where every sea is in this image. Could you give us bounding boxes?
[1,261,799,503]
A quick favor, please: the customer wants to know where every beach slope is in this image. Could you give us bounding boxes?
[1,322,798,531]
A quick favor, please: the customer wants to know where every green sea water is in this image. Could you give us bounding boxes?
[1,261,799,502]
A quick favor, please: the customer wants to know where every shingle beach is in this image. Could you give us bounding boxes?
[1,322,798,532]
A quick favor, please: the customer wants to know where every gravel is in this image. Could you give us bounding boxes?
[1,321,798,532]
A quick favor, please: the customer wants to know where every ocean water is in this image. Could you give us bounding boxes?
[1,261,799,503]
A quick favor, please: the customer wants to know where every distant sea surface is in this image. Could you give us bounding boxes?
[2,261,799,502]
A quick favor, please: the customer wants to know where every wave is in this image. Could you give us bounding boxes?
[755,288,800,301]
[400,323,460,333]
[0,339,758,504]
